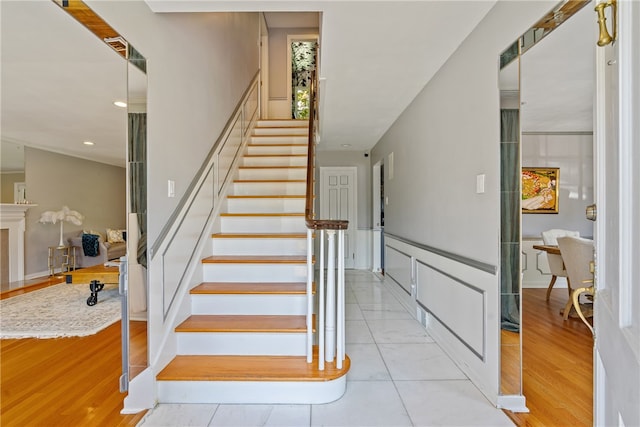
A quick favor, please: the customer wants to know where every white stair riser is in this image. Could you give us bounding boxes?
[220,216,305,233]
[242,156,306,167]
[247,145,307,155]
[157,377,346,404]
[212,238,307,255]
[232,181,305,196]
[226,198,304,213]
[253,127,308,136]
[257,120,307,128]
[250,135,308,145]
[203,263,307,282]
[192,294,307,315]
[238,168,306,180]
[177,332,306,356]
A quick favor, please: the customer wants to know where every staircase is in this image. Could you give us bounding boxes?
[156,120,350,404]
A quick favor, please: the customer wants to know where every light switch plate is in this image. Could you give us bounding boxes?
[476,174,485,194]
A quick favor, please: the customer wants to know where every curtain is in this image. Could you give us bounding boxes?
[128,113,147,268]
[500,109,520,332]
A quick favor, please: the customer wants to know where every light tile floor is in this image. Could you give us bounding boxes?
[139,270,514,427]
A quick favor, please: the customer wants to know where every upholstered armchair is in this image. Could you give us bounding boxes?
[541,229,580,300]
[556,236,595,331]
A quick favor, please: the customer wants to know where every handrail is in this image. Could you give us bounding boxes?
[305,70,348,231]
[305,69,347,371]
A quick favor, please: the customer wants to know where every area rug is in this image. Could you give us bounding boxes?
[0,283,121,339]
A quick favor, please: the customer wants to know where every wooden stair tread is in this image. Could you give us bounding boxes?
[244,154,306,158]
[176,314,307,332]
[212,233,307,238]
[220,212,303,217]
[157,351,349,382]
[247,143,307,147]
[227,195,305,199]
[234,179,305,183]
[202,255,310,264]
[239,166,306,169]
[252,132,307,135]
[191,282,313,295]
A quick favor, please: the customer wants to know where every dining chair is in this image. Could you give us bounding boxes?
[556,236,595,332]
[541,229,580,300]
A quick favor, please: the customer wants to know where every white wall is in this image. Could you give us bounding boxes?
[370,0,557,406]
[24,147,126,277]
[87,1,260,247]
[522,133,594,238]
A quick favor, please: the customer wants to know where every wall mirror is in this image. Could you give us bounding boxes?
[498,0,591,400]
[52,0,149,386]
[126,43,148,383]
[0,141,25,204]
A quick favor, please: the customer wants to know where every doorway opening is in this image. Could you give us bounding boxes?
[287,36,317,119]
[372,160,384,274]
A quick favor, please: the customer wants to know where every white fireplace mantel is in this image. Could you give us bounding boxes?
[0,203,37,283]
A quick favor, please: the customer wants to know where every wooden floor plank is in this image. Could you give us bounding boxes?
[503,288,593,427]
[176,314,307,333]
[0,321,146,426]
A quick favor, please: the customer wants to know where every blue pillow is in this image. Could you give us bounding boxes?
[82,233,100,257]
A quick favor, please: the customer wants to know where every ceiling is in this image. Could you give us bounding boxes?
[1,0,128,170]
[1,0,594,173]
[519,3,594,133]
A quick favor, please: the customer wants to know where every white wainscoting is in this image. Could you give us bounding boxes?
[383,234,500,406]
[521,237,567,289]
[355,229,372,270]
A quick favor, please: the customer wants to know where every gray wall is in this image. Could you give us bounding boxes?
[316,150,371,229]
[25,147,126,276]
[522,133,594,238]
[370,0,557,266]
[88,1,260,247]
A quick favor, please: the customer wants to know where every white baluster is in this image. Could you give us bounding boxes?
[306,229,313,363]
[325,230,336,363]
[318,230,325,371]
[337,229,345,369]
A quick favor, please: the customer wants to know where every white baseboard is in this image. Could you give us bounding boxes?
[25,270,51,281]
[497,394,529,413]
[522,277,568,289]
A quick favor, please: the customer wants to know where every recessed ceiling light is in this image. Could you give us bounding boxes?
[113,101,127,108]
[83,141,95,146]
[341,144,351,148]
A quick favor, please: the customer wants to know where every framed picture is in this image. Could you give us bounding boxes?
[522,167,559,214]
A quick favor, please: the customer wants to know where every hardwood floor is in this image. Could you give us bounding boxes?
[504,288,594,426]
[0,278,146,426]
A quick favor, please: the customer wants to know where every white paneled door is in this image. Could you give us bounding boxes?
[594,1,640,426]
[320,167,357,269]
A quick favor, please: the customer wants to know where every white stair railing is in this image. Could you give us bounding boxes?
[304,72,347,371]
